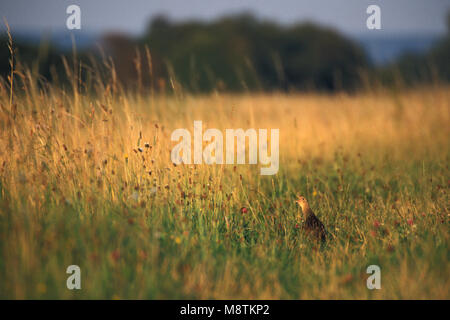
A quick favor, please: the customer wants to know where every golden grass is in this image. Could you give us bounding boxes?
[0,51,448,298]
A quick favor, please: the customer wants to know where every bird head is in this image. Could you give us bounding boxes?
[295,195,309,210]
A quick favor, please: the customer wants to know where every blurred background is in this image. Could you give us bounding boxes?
[1,0,449,92]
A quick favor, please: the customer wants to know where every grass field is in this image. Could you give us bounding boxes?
[0,54,449,299]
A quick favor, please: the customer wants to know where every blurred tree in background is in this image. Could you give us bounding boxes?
[137,14,368,91]
[1,13,449,93]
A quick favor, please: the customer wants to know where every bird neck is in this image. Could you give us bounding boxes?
[301,204,314,218]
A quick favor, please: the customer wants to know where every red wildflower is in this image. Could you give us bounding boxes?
[111,249,120,262]
[240,207,248,214]
[373,220,381,229]
[341,274,354,285]
[386,244,395,253]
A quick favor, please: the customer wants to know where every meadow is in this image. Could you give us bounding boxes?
[0,49,449,299]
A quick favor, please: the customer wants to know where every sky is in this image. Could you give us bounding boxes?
[0,0,449,36]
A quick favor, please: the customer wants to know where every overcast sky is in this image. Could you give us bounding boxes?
[1,0,449,35]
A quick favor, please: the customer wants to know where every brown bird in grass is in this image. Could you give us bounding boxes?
[295,195,327,242]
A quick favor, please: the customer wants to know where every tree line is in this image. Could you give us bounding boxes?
[1,13,449,93]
